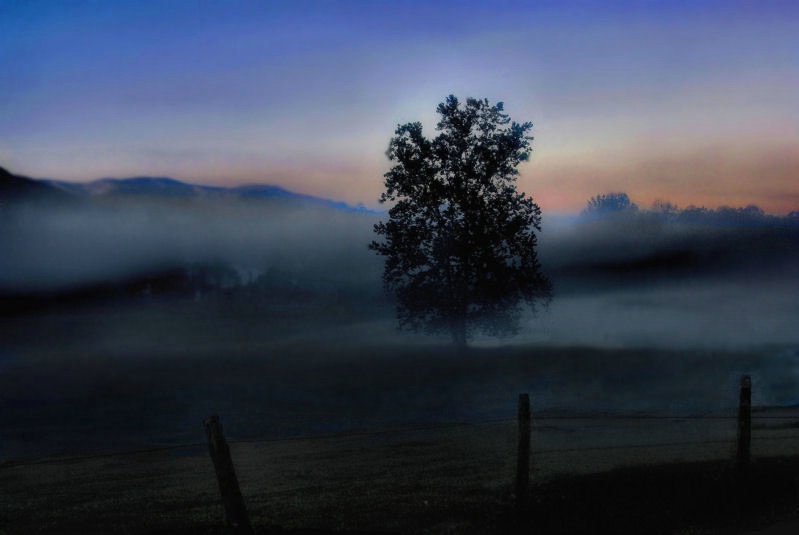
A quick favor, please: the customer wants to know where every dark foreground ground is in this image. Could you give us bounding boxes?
[523,457,799,535]
[3,432,799,534]
[2,300,799,533]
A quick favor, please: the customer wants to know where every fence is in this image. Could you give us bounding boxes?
[3,375,799,533]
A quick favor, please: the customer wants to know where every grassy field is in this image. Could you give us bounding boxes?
[2,300,799,533]
[4,421,799,534]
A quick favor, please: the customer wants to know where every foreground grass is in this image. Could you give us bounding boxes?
[3,436,799,534]
[2,300,799,532]
[518,457,799,535]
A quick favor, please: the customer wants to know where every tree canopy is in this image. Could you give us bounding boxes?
[581,192,639,219]
[370,95,552,348]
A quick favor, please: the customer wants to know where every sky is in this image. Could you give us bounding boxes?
[1,0,797,214]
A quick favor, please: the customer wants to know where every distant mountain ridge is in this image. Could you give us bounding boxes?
[0,166,73,204]
[49,176,205,198]
[0,169,377,213]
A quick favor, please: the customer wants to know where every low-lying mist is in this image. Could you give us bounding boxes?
[0,196,383,294]
[2,193,798,351]
[2,195,799,460]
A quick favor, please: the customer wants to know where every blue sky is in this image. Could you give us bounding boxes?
[1,0,797,212]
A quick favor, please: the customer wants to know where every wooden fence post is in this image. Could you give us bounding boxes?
[516,393,532,511]
[737,375,752,468]
[204,414,254,535]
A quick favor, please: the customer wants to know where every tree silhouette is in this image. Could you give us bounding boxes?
[370,95,552,349]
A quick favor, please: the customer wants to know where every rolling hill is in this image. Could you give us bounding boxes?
[42,174,375,213]
[0,166,74,205]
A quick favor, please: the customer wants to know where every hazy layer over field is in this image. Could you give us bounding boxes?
[0,196,382,293]
[1,194,799,464]
[2,194,797,350]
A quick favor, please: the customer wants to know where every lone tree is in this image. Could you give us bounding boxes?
[370,95,552,349]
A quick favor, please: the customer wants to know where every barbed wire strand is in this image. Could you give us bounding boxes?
[4,414,799,470]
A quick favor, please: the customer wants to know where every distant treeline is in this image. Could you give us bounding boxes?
[538,192,799,288]
[580,192,799,228]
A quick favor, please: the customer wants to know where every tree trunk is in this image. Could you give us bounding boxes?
[450,317,468,352]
